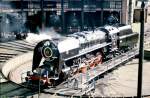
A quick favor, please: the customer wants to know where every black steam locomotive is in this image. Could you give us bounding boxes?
[0,13,27,40]
[25,24,139,86]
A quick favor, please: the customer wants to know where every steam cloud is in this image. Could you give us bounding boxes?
[25,27,64,43]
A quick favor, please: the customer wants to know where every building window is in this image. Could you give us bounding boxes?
[115,1,121,9]
[102,0,122,9]
[68,0,82,8]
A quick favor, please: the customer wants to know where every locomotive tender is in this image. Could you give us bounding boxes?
[26,24,139,86]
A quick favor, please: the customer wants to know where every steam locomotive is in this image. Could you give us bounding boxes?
[25,24,139,87]
[0,13,27,40]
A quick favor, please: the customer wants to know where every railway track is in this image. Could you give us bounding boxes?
[0,81,39,97]
[0,40,36,82]
[0,40,35,55]
[0,40,39,97]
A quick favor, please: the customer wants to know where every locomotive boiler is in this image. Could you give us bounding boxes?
[26,24,139,86]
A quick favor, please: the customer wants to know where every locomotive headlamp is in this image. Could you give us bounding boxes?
[43,47,53,58]
[44,75,47,77]
[33,70,37,73]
